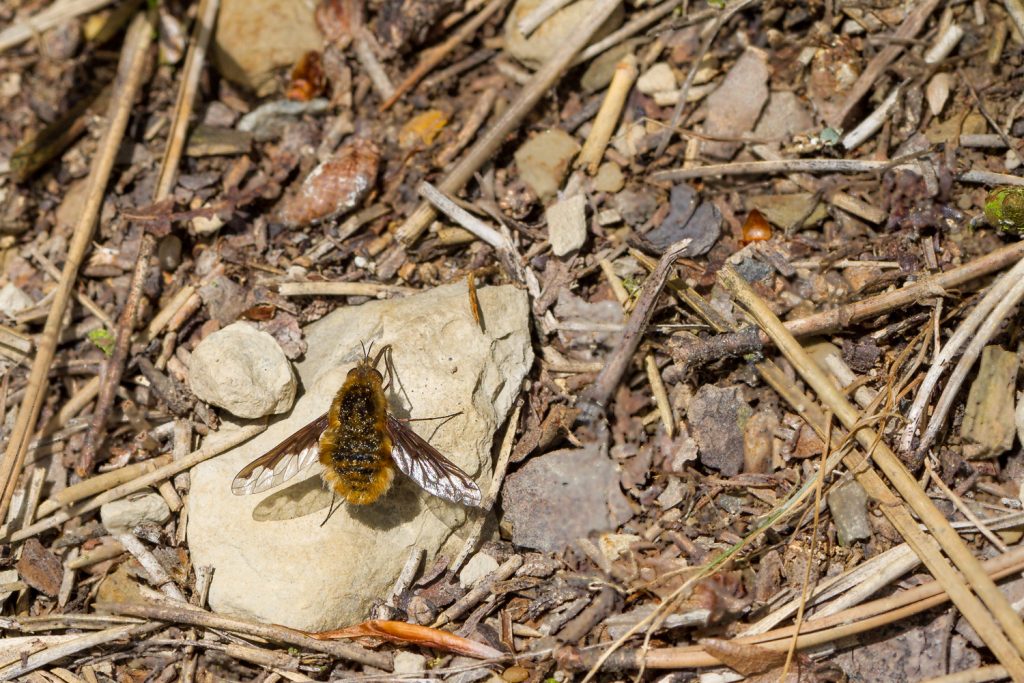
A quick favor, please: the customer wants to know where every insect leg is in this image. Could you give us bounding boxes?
[401,411,462,442]
[320,492,340,527]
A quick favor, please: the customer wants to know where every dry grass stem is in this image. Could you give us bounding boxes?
[576,53,637,173]
[0,0,115,53]
[0,623,160,680]
[451,399,523,572]
[517,0,572,35]
[826,0,942,127]
[382,0,509,110]
[916,271,1024,456]
[5,424,264,543]
[433,555,523,627]
[277,281,417,297]
[353,30,395,101]
[666,241,1024,370]
[115,533,187,602]
[900,255,1024,453]
[653,0,757,157]
[652,157,899,181]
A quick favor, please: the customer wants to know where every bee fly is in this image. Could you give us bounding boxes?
[232,344,482,508]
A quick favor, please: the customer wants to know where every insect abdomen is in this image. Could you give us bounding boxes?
[319,373,394,505]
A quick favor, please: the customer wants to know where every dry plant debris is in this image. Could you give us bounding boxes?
[1,1,1024,682]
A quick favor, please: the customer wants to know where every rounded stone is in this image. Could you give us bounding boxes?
[189,322,296,419]
[101,492,171,533]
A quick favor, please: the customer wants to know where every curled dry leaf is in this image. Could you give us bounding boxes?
[274,138,380,228]
[305,619,504,659]
[16,538,63,597]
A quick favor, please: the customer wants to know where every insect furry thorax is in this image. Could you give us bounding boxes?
[231,344,482,508]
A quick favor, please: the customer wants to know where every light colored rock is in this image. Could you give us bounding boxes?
[55,177,90,233]
[504,0,623,69]
[926,73,951,117]
[101,492,171,533]
[514,130,580,201]
[546,194,588,256]
[459,552,499,589]
[0,282,34,317]
[827,480,871,546]
[593,162,624,194]
[749,193,828,230]
[187,284,532,630]
[581,44,631,93]
[191,209,224,235]
[502,444,633,552]
[212,0,323,94]
[637,63,676,95]
[701,48,770,160]
[0,569,19,603]
[599,533,640,562]
[189,322,297,419]
[393,651,427,675]
[753,91,814,142]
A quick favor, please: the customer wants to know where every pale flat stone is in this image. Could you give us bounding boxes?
[459,552,500,589]
[827,480,871,546]
[637,62,676,95]
[502,444,633,552]
[0,282,33,317]
[599,533,640,562]
[393,652,427,675]
[546,194,588,256]
[187,284,532,630]
[189,322,297,419]
[701,48,770,159]
[593,162,624,194]
[515,130,580,200]
[961,345,1018,459]
[101,492,171,533]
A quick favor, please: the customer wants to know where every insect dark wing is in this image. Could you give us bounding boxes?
[232,414,329,495]
[386,414,482,507]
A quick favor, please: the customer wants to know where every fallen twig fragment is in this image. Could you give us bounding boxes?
[666,240,1024,371]
[97,600,392,669]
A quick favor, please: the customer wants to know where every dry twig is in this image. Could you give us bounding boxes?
[97,600,392,669]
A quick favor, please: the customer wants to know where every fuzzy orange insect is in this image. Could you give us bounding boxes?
[232,345,481,507]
